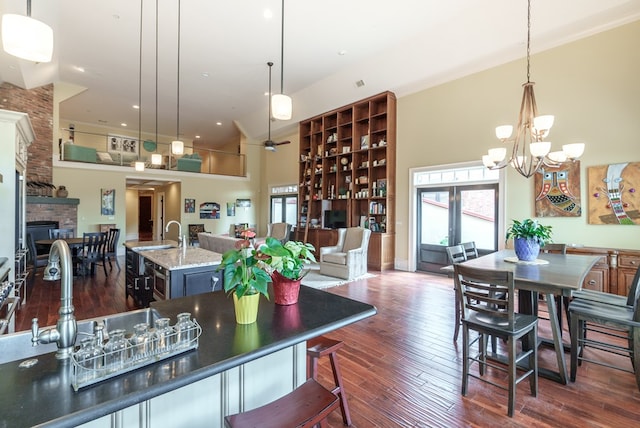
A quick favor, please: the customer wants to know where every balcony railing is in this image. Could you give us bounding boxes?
[58,129,246,177]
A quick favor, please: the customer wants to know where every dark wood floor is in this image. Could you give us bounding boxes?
[15,263,640,427]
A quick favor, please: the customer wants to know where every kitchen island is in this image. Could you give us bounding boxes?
[0,285,376,427]
[124,240,223,306]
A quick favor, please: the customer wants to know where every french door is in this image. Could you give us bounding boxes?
[270,195,298,225]
[416,183,498,273]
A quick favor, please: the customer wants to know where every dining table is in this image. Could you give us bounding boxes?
[36,237,87,275]
[460,249,600,384]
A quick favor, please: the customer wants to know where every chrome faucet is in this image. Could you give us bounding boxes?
[165,220,185,247]
[31,240,77,360]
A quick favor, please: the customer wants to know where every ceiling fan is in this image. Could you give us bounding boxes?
[263,62,291,151]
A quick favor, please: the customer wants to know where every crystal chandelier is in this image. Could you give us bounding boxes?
[482,0,584,178]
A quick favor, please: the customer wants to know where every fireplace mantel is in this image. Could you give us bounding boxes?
[26,196,79,205]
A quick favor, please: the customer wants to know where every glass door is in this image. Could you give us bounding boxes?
[417,184,498,273]
[270,195,298,225]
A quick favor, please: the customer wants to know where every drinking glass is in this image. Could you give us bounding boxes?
[153,318,175,354]
[75,336,105,384]
[174,312,196,349]
[129,322,151,361]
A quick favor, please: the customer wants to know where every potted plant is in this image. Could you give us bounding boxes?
[218,229,271,324]
[505,218,553,261]
[261,237,316,305]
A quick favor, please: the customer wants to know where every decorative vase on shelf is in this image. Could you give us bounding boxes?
[232,292,260,324]
[271,271,301,305]
[56,186,68,198]
[514,238,540,261]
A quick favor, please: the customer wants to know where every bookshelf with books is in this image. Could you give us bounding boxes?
[296,91,396,271]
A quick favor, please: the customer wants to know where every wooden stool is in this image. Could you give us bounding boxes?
[307,336,352,426]
[224,379,339,428]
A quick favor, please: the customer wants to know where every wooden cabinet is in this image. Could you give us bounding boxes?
[566,246,639,296]
[297,92,396,271]
[617,254,640,297]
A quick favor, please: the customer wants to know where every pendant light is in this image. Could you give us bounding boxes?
[134,0,145,172]
[171,0,184,155]
[2,0,53,63]
[271,0,292,120]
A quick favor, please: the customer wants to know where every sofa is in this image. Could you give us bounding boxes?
[62,143,97,163]
[176,153,202,172]
[198,233,242,254]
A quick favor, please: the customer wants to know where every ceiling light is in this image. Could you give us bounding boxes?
[271,0,292,120]
[2,0,53,63]
[195,135,201,139]
[216,122,222,126]
[135,161,145,172]
[483,0,584,178]
[133,105,140,109]
[121,123,127,127]
[151,154,162,165]
[172,0,184,156]
[171,140,184,155]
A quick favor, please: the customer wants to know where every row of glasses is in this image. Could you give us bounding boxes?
[72,312,198,387]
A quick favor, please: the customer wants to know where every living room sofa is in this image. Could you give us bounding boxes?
[198,233,242,254]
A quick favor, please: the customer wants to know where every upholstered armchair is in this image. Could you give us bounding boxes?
[266,222,292,244]
[319,227,371,280]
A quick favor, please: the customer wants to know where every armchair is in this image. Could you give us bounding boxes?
[319,227,371,280]
[266,222,292,244]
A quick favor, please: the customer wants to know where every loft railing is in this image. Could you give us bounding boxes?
[58,129,246,177]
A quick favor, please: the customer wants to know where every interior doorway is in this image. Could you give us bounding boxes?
[138,195,153,241]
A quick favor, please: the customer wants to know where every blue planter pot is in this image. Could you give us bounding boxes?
[514,238,540,261]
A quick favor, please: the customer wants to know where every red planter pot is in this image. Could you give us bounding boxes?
[271,271,301,305]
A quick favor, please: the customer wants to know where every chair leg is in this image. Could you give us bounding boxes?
[570,314,581,382]
[507,336,516,418]
[453,286,460,342]
[529,325,538,397]
[462,325,469,396]
[114,256,121,271]
[328,351,352,426]
[633,326,640,391]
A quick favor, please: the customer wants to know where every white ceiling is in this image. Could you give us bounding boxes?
[1,0,640,148]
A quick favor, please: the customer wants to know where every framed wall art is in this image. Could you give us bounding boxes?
[534,161,581,217]
[227,202,236,217]
[184,198,195,213]
[101,188,115,215]
[588,162,639,225]
[199,202,220,219]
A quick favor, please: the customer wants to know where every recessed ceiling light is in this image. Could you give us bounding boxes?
[195,135,201,139]
[121,123,127,127]
[133,105,140,109]
[216,122,222,126]
[263,9,273,19]
[338,50,347,56]
[73,66,85,72]
[202,72,209,78]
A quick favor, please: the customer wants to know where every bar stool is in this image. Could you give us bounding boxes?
[307,336,352,426]
[224,379,339,428]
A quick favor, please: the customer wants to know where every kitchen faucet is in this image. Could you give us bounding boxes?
[165,220,185,247]
[31,240,77,360]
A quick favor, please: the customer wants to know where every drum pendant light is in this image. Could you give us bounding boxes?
[2,0,53,63]
[171,0,184,155]
[271,0,292,120]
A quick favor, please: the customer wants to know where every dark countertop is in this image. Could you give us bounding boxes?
[0,286,376,428]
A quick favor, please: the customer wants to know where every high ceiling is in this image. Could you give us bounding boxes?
[1,0,639,148]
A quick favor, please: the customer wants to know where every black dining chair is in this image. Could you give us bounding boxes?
[454,264,538,417]
[568,266,640,392]
[446,244,467,342]
[26,232,49,286]
[49,228,74,239]
[102,228,121,271]
[77,232,106,277]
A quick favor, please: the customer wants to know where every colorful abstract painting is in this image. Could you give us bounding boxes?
[199,202,220,219]
[534,161,581,217]
[588,162,639,225]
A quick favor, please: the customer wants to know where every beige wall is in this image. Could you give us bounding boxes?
[395,20,640,268]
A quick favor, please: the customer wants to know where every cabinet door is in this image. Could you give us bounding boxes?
[183,269,222,297]
[618,268,639,298]
[583,267,608,292]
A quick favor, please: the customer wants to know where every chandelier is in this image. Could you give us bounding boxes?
[482,0,584,178]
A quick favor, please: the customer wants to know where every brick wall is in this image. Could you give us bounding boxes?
[27,203,77,231]
[0,82,53,189]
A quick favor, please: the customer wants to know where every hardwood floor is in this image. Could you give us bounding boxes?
[15,264,640,427]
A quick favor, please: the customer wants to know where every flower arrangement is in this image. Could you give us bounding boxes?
[218,228,271,300]
[505,218,553,246]
[261,237,316,280]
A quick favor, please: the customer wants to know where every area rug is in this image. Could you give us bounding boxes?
[301,271,376,290]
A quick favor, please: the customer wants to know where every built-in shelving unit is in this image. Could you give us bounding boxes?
[296,91,396,270]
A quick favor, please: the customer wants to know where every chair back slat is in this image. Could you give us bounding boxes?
[461,241,478,259]
[454,264,515,327]
[446,244,467,264]
[541,243,567,254]
[82,232,105,260]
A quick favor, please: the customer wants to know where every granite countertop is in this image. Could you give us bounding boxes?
[141,247,222,270]
[0,287,377,428]
[124,240,178,251]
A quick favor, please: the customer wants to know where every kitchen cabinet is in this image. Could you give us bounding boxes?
[566,246,639,296]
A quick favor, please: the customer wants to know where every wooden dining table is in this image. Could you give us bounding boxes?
[460,249,601,384]
[36,237,87,275]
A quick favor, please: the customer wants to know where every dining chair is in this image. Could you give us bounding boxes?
[461,241,478,259]
[568,266,640,392]
[102,228,121,271]
[453,264,538,417]
[446,244,467,342]
[538,243,569,331]
[77,232,106,276]
[188,224,207,246]
[49,228,74,239]
[26,232,49,286]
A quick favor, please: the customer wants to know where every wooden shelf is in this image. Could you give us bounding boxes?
[297,91,396,271]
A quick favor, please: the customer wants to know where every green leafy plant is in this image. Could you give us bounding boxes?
[217,229,271,299]
[260,237,316,280]
[505,218,553,246]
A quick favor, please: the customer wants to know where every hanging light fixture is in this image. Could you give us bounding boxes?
[133,0,145,172]
[271,0,292,120]
[482,0,584,178]
[2,0,53,63]
[171,0,184,155]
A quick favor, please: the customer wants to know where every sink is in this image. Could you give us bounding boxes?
[0,308,164,365]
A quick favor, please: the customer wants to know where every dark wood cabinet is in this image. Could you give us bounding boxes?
[297,91,396,271]
[125,248,153,307]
